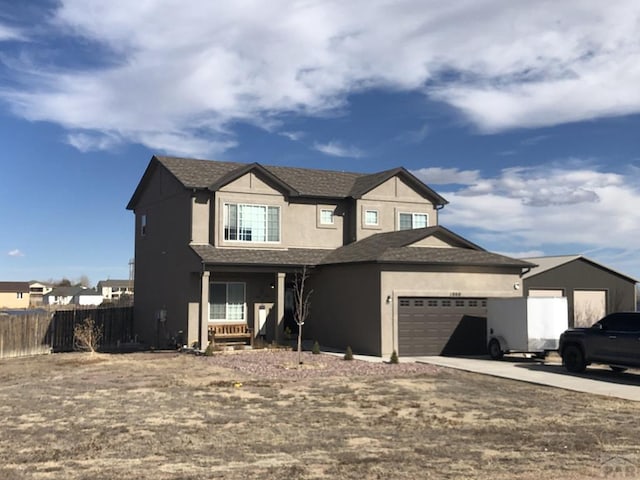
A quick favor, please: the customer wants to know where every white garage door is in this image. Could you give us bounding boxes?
[573,290,606,327]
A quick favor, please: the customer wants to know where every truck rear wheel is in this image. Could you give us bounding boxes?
[488,339,503,360]
[562,345,586,373]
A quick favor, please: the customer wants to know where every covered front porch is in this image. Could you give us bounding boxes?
[187,245,331,351]
[190,268,299,350]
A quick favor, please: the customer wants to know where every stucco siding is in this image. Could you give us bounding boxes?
[410,236,453,248]
[191,191,211,244]
[380,266,523,356]
[132,166,202,347]
[285,201,344,249]
[356,178,437,241]
[306,264,382,355]
[215,175,346,249]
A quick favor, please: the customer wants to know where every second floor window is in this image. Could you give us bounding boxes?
[398,212,428,230]
[320,209,334,225]
[224,203,280,242]
[364,209,379,226]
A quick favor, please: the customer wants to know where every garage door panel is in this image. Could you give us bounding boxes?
[573,290,606,327]
[398,297,487,356]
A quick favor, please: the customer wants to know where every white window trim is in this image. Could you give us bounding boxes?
[316,205,338,229]
[364,209,379,226]
[397,212,429,230]
[223,202,281,244]
[320,208,335,225]
[209,281,246,323]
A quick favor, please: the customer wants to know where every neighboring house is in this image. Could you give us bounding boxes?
[523,255,637,328]
[29,282,53,306]
[72,288,104,306]
[96,280,133,302]
[44,286,105,306]
[0,282,30,309]
[43,286,85,306]
[127,155,533,356]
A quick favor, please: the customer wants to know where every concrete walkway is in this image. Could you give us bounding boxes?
[409,355,640,402]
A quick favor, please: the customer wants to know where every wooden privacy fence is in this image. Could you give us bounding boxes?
[0,313,51,359]
[0,307,134,359]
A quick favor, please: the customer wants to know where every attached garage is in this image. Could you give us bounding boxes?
[308,226,534,357]
[398,297,487,356]
[523,255,637,328]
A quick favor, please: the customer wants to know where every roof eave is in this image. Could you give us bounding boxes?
[350,167,449,206]
[207,162,299,197]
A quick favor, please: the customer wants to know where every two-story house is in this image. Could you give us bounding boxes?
[127,156,533,356]
[28,282,53,306]
[96,280,134,302]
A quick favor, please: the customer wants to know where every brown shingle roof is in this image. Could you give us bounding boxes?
[155,156,243,189]
[148,155,447,202]
[191,245,333,267]
[0,282,30,293]
[190,227,533,269]
[320,227,534,268]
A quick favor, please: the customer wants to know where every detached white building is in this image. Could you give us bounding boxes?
[96,280,134,302]
[43,286,103,306]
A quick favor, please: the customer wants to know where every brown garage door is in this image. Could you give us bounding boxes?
[398,297,487,356]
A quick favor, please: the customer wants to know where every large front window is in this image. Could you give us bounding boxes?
[398,212,428,230]
[210,282,245,321]
[224,203,280,242]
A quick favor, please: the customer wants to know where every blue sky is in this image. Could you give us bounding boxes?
[1,0,640,285]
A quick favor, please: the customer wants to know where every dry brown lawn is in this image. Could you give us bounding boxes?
[0,350,638,479]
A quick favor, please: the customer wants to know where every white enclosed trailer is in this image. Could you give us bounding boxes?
[487,297,568,359]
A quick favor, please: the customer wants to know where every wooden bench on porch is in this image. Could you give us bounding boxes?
[208,323,253,346]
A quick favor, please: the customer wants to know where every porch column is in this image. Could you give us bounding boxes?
[275,272,286,343]
[200,271,210,351]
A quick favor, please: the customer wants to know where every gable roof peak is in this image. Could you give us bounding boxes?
[128,155,447,207]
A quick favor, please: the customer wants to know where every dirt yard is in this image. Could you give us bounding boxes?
[1,350,639,479]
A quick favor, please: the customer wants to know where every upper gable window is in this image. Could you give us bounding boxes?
[398,212,428,230]
[224,203,280,243]
[320,209,334,225]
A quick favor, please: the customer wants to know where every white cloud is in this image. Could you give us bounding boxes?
[435,162,640,254]
[0,24,24,42]
[66,132,122,152]
[313,140,363,158]
[1,1,639,153]
[396,124,430,144]
[8,249,24,257]
[412,167,480,185]
[280,131,304,141]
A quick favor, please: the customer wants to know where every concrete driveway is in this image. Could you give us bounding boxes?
[410,355,640,402]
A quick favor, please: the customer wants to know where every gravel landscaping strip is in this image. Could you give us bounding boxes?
[203,349,439,380]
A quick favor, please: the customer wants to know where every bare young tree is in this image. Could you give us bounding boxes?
[293,266,313,365]
[73,317,103,354]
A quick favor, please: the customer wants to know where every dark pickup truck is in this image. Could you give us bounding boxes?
[559,312,640,373]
